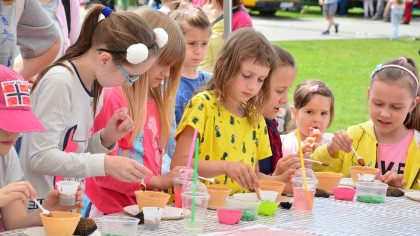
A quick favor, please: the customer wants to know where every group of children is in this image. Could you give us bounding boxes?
[1,0,420,232]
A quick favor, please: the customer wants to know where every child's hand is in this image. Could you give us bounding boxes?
[302,139,315,154]
[327,130,352,155]
[104,155,153,182]
[380,172,407,188]
[273,169,296,194]
[101,107,134,148]
[156,166,190,190]
[225,162,259,190]
[0,181,37,207]
[43,185,84,211]
[273,153,303,176]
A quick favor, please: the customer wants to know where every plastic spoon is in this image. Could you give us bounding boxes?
[198,176,220,184]
[32,198,53,217]
[351,147,366,166]
[305,159,329,166]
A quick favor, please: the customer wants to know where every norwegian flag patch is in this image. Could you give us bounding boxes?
[1,80,31,108]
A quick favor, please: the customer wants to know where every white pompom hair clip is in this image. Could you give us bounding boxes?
[125,28,168,64]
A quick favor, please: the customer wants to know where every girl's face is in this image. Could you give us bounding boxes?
[183,26,211,68]
[292,94,332,139]
[227,59,270,105]
[0,129,19,156]
[368,80,419,139]
[147,62,171,89]
[97,56,157,87]
[262,65,296,119]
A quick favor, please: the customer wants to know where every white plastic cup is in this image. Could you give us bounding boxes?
[142,207,164,231]
[56,181,79,206]
[259,190,278,202]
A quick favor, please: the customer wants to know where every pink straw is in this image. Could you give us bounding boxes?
[182,129,198,191]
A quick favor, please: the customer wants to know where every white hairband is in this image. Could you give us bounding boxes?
[371,64,419,93]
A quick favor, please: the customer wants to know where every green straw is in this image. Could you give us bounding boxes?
[191,137,199,222]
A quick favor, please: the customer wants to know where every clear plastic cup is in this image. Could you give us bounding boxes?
[100,216,139,236]
[173,177,192,208]
[56,181,79,206]
[292,168,318,211]
[181,191,210,232]
[142,207,164,231]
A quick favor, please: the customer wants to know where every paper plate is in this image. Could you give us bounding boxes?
[24,227,45,236]
[405,191,420,202]
[24,227,100,236]
[123,205,183,220]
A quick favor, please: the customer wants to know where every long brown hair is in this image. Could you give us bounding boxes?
[32,4,159,117]
[371,57,420,131]
[205,28,276,125]
[128,8,186,145]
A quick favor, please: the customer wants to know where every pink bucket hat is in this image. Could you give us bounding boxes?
[0,65,46,133]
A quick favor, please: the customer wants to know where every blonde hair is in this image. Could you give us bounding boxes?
[33,4,159,117]
[127,8,185,145]
[371,57,420,131]
[206,28,276,125]
[168,1,211,35]
[293,79,335,127]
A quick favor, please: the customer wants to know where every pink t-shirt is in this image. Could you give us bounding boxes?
[377,129,413,176]
[142,99,163,177]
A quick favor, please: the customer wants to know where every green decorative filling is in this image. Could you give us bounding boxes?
[241,210,257,221]
[357,195,384,203]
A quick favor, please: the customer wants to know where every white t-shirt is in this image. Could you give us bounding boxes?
[20,61,112,209]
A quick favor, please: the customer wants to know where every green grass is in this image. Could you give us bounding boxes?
[272,38,420,132]
[250,6,420,19]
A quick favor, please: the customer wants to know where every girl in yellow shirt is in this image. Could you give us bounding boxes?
[171,28,295,194]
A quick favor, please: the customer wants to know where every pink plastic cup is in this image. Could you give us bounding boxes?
[217,209,242,225]
[333,186,356,201]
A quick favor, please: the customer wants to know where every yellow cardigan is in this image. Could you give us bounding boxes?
[312,121,420,190]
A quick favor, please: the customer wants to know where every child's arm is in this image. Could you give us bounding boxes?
[171,125,259,190]
[14,0,60,81]
[14,37,60,81]
[1,186,84,230]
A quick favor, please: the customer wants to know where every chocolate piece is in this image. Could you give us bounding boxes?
[386,186,405,197]
[315,188,330,198]
[74,218,97,236]
[280,202,292,209]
